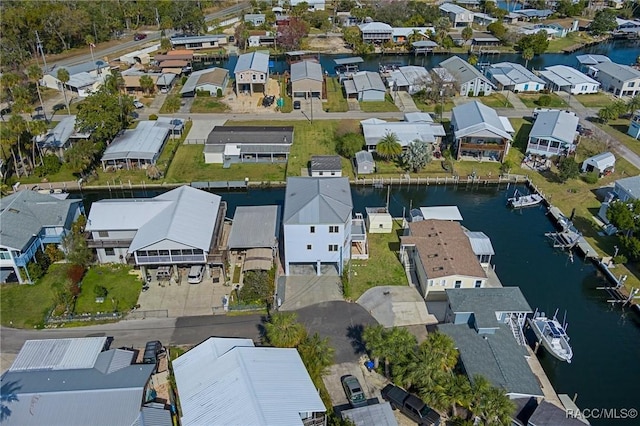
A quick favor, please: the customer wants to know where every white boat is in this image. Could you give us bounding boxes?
[507,189,543,208]
[528,310,573,363]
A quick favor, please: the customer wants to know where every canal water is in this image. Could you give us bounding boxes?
[78,184,640,424]
[196,39,640,75]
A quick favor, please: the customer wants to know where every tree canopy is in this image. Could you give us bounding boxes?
[590,9,618,35]
[401,139,432,172]
[517,31,549,55]
[376,132,403,160]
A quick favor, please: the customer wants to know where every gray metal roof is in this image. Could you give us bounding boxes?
[228,205,280,249]
[583,152,615,170]
[388,66,430,88]
[529,110,579,145]
[439,323,543,397]
[446,287,532,329]
[341,402,398,426]
[234,51,269,74]
[101,120,171,162]
[334,57,364,66]
[46,60,105,78]
[593,61,640,82]
[134,403,174,426]
[452,101,513,141]
[419,206,463,221]
[36,115,81,149]
[615,175,640,199]
[465,231,495,256]
[9,337,107,372]
[539,65,599,88]
[180,67,228,94]
[575,54,611,65]
[173,337,326,426]
[352,71,386,93]
[514,8,553,18]
[291,60,323,82]
[343,79,357,95]
[440,3,472,14]
[355,150,374,164]
[170,34,227,44]
[488,62,545,86]
[404,112,434,123]
[0,191,83,252]
[283,177,352,225]
[361,119,446,147]
[412,40,438,48]
[358,22,393,32]
[439,55,493,86]
[206,126,294,145]
[311,155,342,172]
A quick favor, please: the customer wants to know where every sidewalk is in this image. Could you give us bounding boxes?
[392,91,419,112]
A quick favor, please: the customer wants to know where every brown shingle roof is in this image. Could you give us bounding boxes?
[198,68,229,86]
[159,59,189,68]
[401,220,486,279]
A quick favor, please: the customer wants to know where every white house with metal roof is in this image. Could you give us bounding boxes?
[439,3,474,27]
[0,191,83,283]
[387,66,431,95]
[614,175,640,202]
[451,101,513,161]
[227,205,280,272]
[173,337,327,426]
[0,337,167,426]
[34,115,91,159]
[358,22,393,43]
[590,62,640,98]
[290,60,324,98]
[234,51,270,95]
[42,60,111,97]
[486,62,546,92]
[86,186,226,272]
[539,65,600,95]
[180,67,229,97]
[288,0,325,11]
[343,71,386,101]
[283,177,353,275]
[526,110,579,157]
[169,34,227,50]
[439,56,494,96]
[360,116,446,152]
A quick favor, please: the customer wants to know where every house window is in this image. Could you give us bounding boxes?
[319,172,323,176]
[98,231,109,238]
[310,226,315,233]
[307,244,312,250]
[0,250,11,260]
[630,82,635,88]
[328,244,338,252]
[441,279,446,286]
[329,226,339,233]
[475,280,482,288]
[252,74,256,81]
[105,248,115,256]
[454,280,462,288]
[428,280,434,287]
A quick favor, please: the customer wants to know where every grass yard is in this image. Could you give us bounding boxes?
[189,96,230,113]
[324,77,348,112]
[412,96,455,114]
[517,93,567,109]
[595,118,640,158]
[478,93,513,108]
[16,163,82,185]
[546,32,598,53]
[279,77,293,113]
[74,264,142,314]
[359,95,399,113]
[575,92,615,108]
[350,222,408,300]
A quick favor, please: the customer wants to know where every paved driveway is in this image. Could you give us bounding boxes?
[357,286,437,327]
[296,301,378,363]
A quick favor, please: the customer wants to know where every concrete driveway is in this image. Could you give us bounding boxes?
[184,117,227,142]
[323,361,387,411]
[278,275,343,311]
[357,286,437,327]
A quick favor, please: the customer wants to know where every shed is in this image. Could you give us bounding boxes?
[365,207,393,233]
[581,152,615,175]
[355,150,375,174]
[310,155,342,177]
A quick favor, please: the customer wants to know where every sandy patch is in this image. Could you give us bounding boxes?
[306,36,353,54]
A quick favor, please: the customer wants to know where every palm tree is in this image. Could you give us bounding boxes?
[263,312,307,348]
[627,94,640,113]
[139,75,155,95]
[1,72,21,106]
[57,68,71,115]
[26,64,46,122]
[445,374,472,418]
[474,385,515,425]
[522,48,534,69]
[6,115,26,177]
[297,332,335,380]
[363,325,416,378]
[468,375,492,421]
[375,132,402,160]
[393,341,444,391]
[425,332,458,372]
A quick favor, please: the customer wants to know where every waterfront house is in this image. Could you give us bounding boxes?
[581,152,615,176]
[234,51,270,95]
[360,116,446,152]
[35,115,91,159]
[343,71,386,101]
[513,9,554,21]
[473,12,497,26]
[399,219,488,301]
[244,13,265,26]
[180,67,229,97]
[439,3,474,27]
[628,110,640,139]
[288,0,325,11]
[590,62,640,98]
[576,54,611,72]
[0,337,169,426]
[86,186,226,273]
[358,22,393,43]
[0,191,83,284]
[451,101,513,162]
[42,60,110,97]
[539,65,600,95]
[170,34,227,50]
[173,337,326,426]
[386,66,431,95]
[355,150,375,175]
[391,27,434,44]
[227,206,280,273]
[310,155,343,177]
[290,60,324,99]
[486,62,546,92]
[439,288,543,399]
[439,56,495,96]
[203,126,293,165]
[283,177,353,275]
[526,110,579,157]
[614,175,640,202]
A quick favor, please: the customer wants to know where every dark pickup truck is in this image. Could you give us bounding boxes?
[381,384,440,426]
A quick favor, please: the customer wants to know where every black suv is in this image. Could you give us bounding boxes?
[142,340,163,365]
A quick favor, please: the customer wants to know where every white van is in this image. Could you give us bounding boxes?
[187,265,205,284]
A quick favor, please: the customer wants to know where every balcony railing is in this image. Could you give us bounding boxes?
[135,254,206,265]
[459,142,506,151]
[87,239,133,248]
[302,413,326,426]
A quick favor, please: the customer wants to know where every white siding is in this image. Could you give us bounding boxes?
[360,90,386,102]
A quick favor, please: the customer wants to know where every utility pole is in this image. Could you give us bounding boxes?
[35,30,48,72]
[155,8,160,29]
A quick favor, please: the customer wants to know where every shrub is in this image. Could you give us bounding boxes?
[582,171,599,184]
[478,91,485,97]
[196,89,211,97]
[45,244,65,263]
[67,264,86,285]
[181,76,188,85]
[94,285,108,298]
[613,254,628,265]
[217,88,223,97]
[468,90,474,97]
[35,155,62,177]
[537,95,552,106]
[148,114,158,120]
[27,261,44,282]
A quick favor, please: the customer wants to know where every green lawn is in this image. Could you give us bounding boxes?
[575,92,616,108]
[190,96,230,113]
[278,76,293,113]
[478,93,513,108]
[359,95,399,113]
[596,118,640,158]
[350,222,408,300]
[74,264,142,314]
[324,77,348,112]
[412,96,455,114]
[546,31,598,53]
[517,93,567,109]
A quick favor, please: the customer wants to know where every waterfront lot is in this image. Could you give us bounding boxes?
[595,118,640,158]
[517,93,568,108]
[325,77,349,112]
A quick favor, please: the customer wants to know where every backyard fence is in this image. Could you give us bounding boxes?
[126,309,169,320]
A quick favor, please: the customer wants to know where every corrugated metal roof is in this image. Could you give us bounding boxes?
[341,402,398,425]
[539,65,599,87]
[334,57,364,66]
[593,61,640,82]
[529,110,579,145]
[290,60,323,82]
[419,206,463,221]
[361,119,446,147]
[465,231,495,255]
[575,54,611,66]
[404,112,433,123]
[358,22,393,32]
[452,101,513,141]
[583,152,615,170]
[439,56,492,86]
[174,338,326,426]
[488,62,545,86]
[101,120,170,162]
[283,177,353,225]
[234,51,269,74]
[311,155,342,172]
[440,3,472,14]
[228,205,280,249]
[355,150,374,164]
[352,71,386,92]
[615,176,640,199]
[36,115,78,149]
[134,403,173,426]
[9,337,106,372]
[93,349,135,374]
[181,67,228,94]
[171,35,226,44]
[86,198,172,231]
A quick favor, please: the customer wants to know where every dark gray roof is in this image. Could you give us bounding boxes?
[311,155,342,172]
[593,61,640,82]
[291,60,323,82]
[334,57,364,66]
[439,323,543,397]
[0,191,82,251]
[228,205,280,249]
[615,175,640,199]
[206,126,294,145]
[446,287,532,329]
[440,56,493,86]
[283,177,353,225]
[529,401,587,426]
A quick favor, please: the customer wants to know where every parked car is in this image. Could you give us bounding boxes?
[133,100,144,109]
[187,265,205,284]
[142,340,164,366]
[134,33,147,41]
[293,100,301,110]
[263,95,275,107]
[382,384,440,426]
[341,375,367,408]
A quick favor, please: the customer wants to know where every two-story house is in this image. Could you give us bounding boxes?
[439,56,495,96]
[451,101,514,162]
[234,51,270,95]
[590,61,640,98]
[1,191,83,283]
[526,110,579,157]
[283,177,353,276]
[358,22,393,43]
[439,3,474,27]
